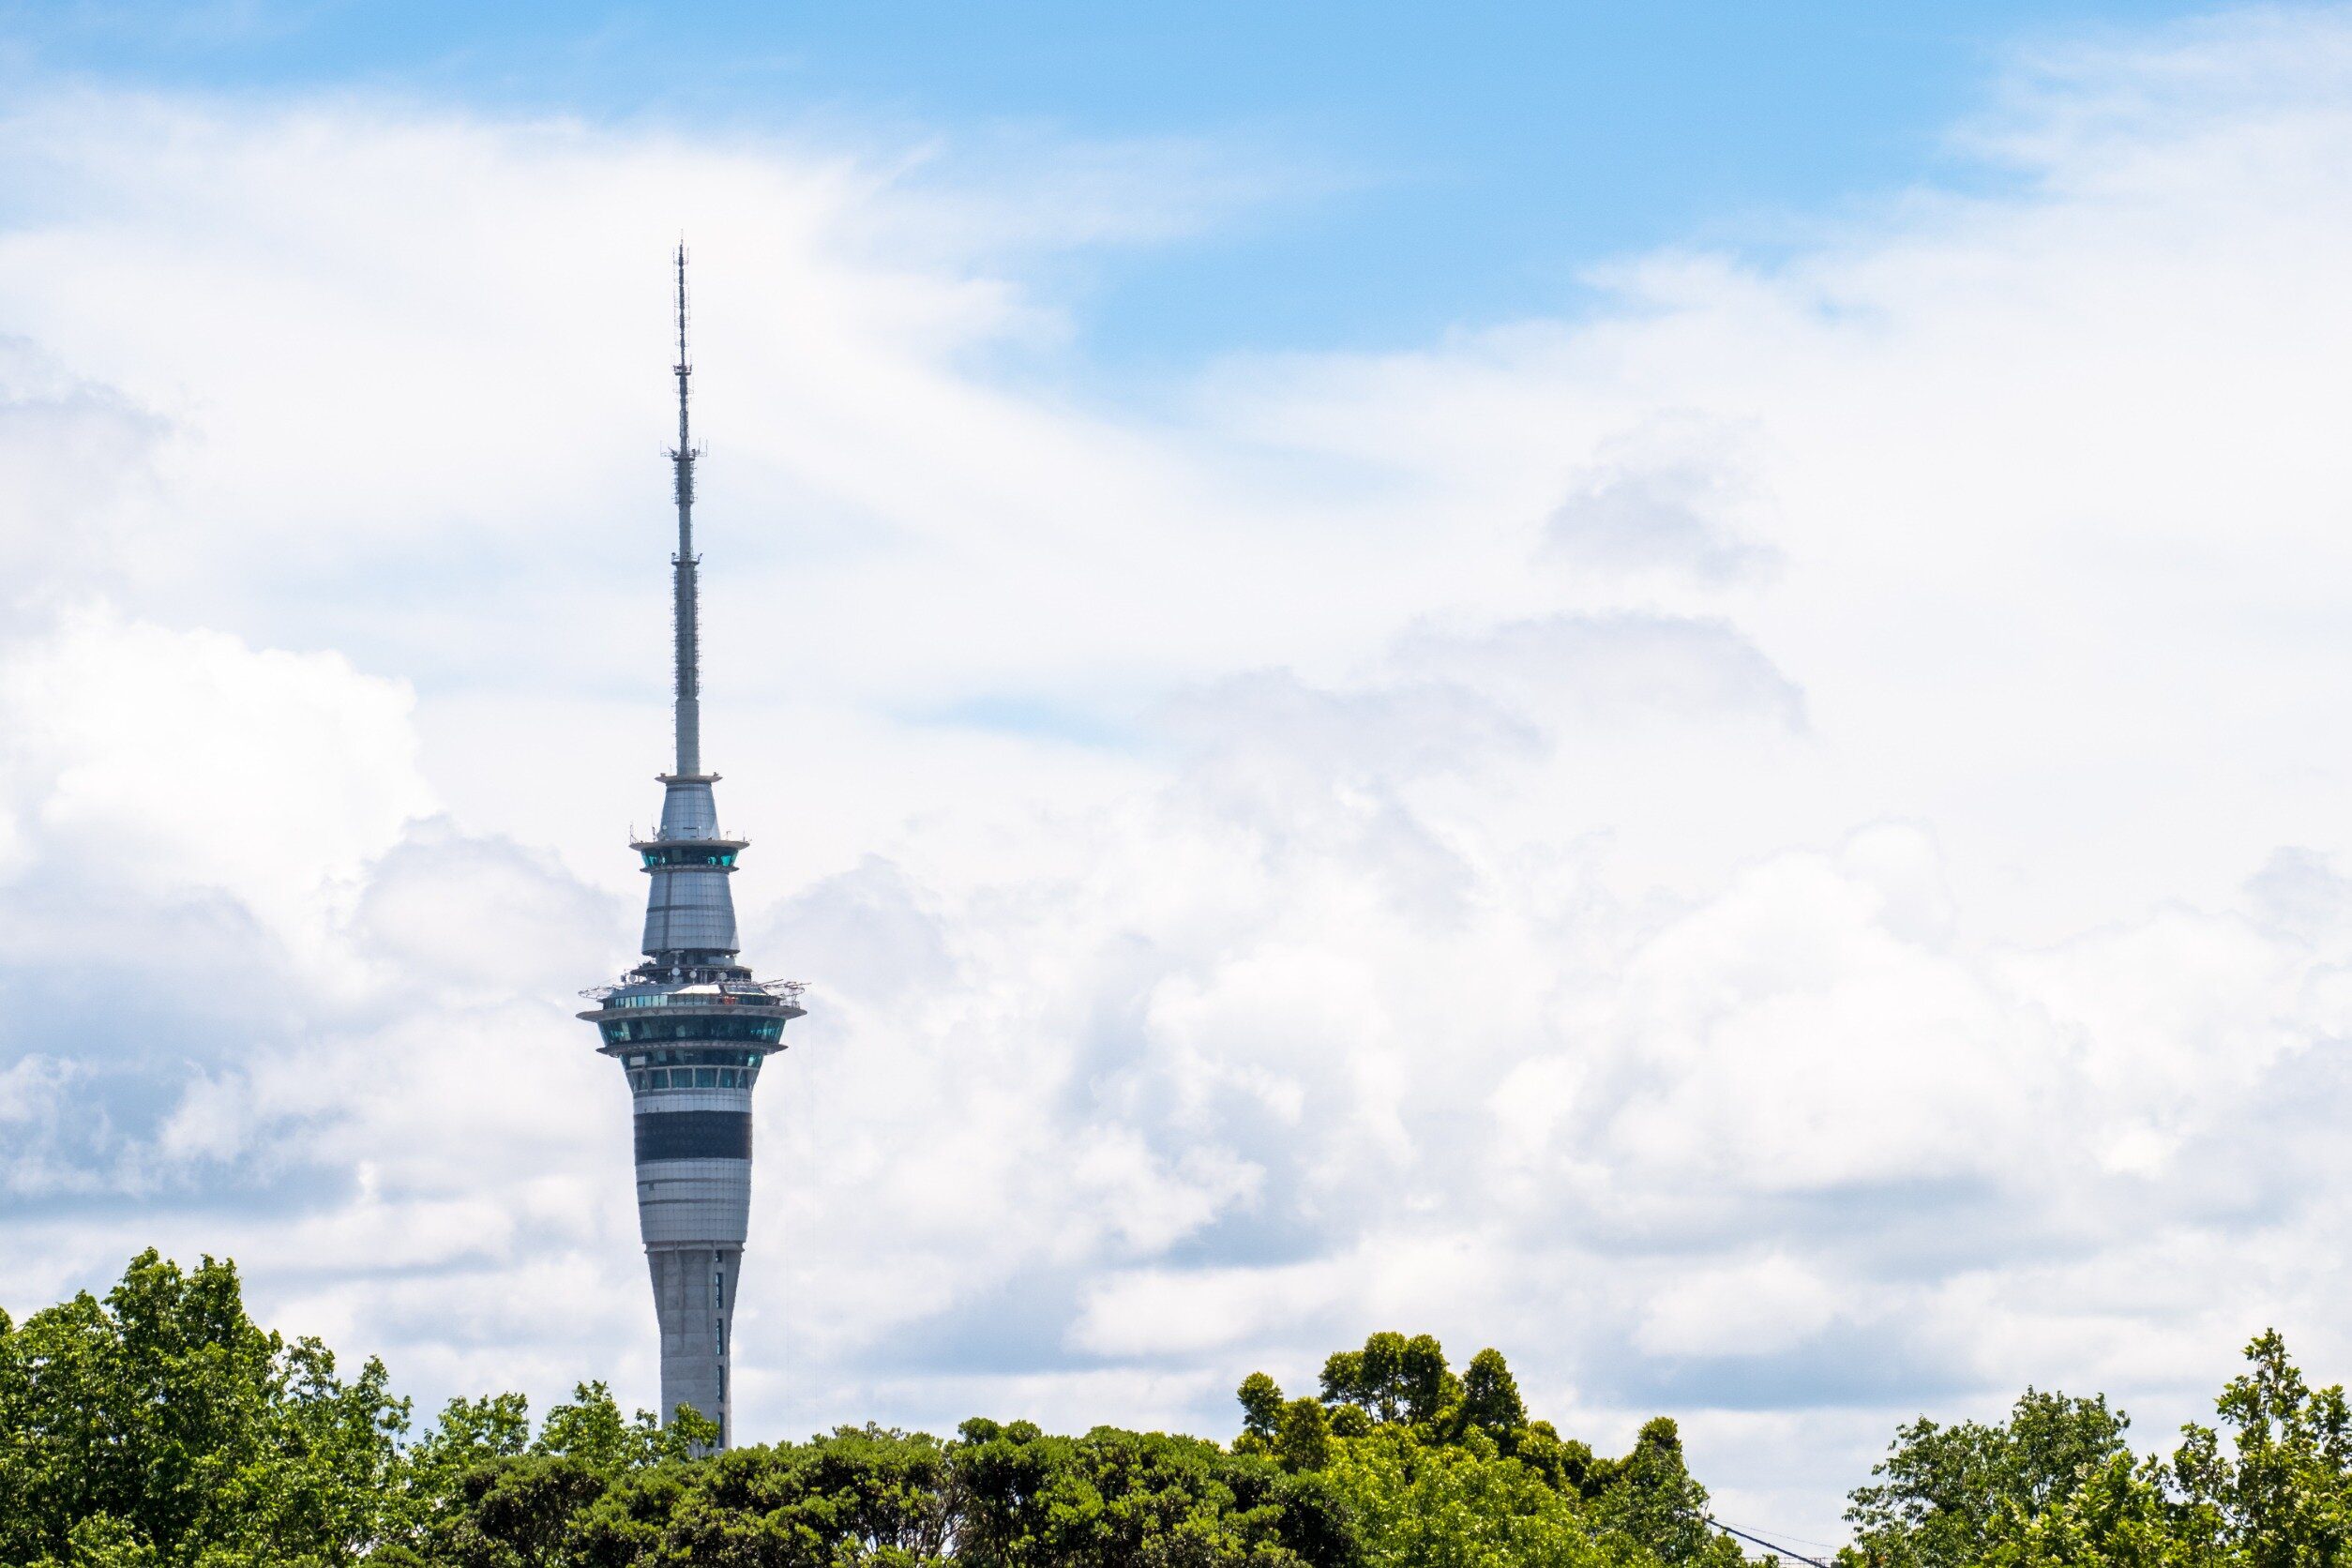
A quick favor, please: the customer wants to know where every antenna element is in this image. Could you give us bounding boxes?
[670,243,702,776]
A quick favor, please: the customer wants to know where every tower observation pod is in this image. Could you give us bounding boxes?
[578,247,804,1450]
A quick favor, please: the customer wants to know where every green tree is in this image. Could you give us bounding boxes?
[1586,1418,1741,1567]
[1843,1388,2133,1567]
[1278,1399,1336,1473]
[1459,1350,1527,1442]
[440,1455,611,1568]
[401,1385,715,1565]
[607,1425,957,1566]
[955,1418,1339,1566]
[1838,1334,2352,1567]
[0,1249,407,1568]
[1319,1334,1462,1429]
[1969,1452,2230,1568]
[395,1393,532,1543]
[2168,1330,2352,1568]
[1321,1426,1611,1568]
[0,1263,1769,1568]
[1514,1423,1599,1500]
[1239,1374,1287,1443]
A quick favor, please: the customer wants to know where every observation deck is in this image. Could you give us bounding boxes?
[579,978,807,1053]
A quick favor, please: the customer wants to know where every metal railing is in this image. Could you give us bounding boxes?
[580,979,807,1007]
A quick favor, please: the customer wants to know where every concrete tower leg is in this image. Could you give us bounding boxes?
[635,1133,751,1449]
[646,1244,740,1448]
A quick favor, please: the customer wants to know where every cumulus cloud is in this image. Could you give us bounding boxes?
[1543,417,1781,586]
[0,607,430,942]
[11,6,2352,1546]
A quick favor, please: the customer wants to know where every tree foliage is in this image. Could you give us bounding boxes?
[1842,1387,2133,1566]
[1242,1331,1740,1568]
[0,1258,1756,1568]
[37,1254,2352,1567]
[1841,1330,2352,1568]
[0,1249,408,1568]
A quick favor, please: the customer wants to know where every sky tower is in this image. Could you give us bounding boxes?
[578,248,804,1447]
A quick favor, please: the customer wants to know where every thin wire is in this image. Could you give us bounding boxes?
[1715,1515,1846,1551]
[1758,1526,1847,1551]
[1701,1513,1838,1568]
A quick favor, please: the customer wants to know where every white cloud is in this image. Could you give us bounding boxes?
[1069,1260,1344,1361]
[1544,416,1782,587]
[1636,1255,1843,1360]
[11,8,2352,1545]
[0,605,430,947]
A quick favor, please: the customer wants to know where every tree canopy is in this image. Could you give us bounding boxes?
[1839,1330,2352,1567]
[0,1255,1750,1568]
[13,1251,2352,1567]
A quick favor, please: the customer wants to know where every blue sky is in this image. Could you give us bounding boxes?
[4,0,2209,362]
[10,1,2352,1547]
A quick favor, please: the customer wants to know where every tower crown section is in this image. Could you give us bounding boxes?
[627,772,750,962]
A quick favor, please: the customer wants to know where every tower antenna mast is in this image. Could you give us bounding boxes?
[671,243,702,777]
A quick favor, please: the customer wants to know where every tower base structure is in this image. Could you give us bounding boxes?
[646,1244,741,1447]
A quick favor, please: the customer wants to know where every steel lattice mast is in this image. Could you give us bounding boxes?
[671,244,701,778]
[578,247,804,1449]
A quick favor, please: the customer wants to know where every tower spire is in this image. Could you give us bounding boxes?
[671,243,701,777]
